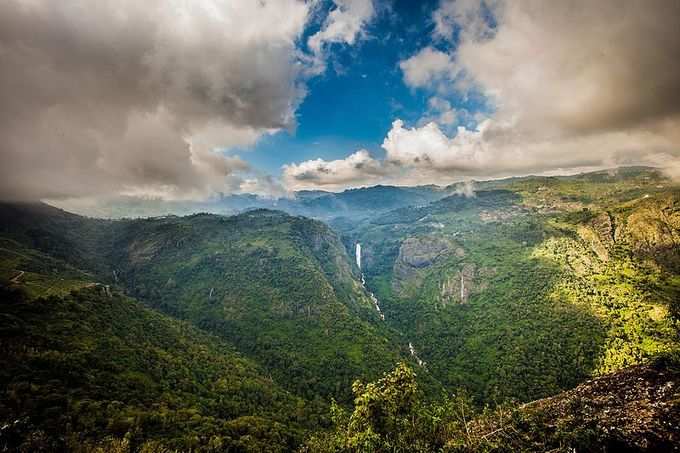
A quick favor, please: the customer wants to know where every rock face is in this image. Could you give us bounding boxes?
[397,236,452,268]
[578,212,615,262]
[577,195,680,272]
[622,195,680,273]
[392,236,452,294]
[522,363,680,451]
[438,264,495,306]
[440,263,475,305]
[470,362,680,451]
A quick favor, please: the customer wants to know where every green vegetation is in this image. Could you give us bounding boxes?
[304,359,680,452]
[0,204,409,403]
[0,286,314,452]
[1,167,679,451]
[346,168,680,403]
[105,210,407,402]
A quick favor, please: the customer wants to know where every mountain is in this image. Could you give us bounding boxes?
[1,166,679,451]
[0,203,411,404]
[343,167,680,403]
[105,209,408,401]
[51,185,452,221]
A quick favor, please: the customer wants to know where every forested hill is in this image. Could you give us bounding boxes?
[341,167,680,403]
[0,204,410,403]
[103,209,408,401]
[1,166,679,451]
[0,285,314,451]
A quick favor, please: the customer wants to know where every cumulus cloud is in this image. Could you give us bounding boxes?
[420,97,479,129]
[433,0,500,42]
[287,0,680,190]
[399,47,456,89]
[239,174,290,199]
[453,0,680,138]
[382,119,678,180]
[0,0,378,201]
[0,0,313,201]
[307,0,375,73]
[283,149,391,191]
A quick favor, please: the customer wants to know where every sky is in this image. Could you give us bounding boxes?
[1,0,679,202]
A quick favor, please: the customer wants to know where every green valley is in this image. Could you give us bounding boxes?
[1,167,679,452]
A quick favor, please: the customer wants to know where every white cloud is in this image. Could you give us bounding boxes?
[382,118,679,179]
[282,149,390,191]
[421,97,478,128]
[382,119,491,171]
[433,0,500,41]
[287,0,680,190]
[0,0,376,201]
[285,114,680,191]
[307,0,375,73]
[239,174,290,199]
[399,47,456,88]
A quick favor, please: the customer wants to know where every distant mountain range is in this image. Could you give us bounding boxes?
[1,166,678,451]
[53,184,454,220]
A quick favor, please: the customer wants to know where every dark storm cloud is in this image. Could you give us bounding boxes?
[0,0,311,200]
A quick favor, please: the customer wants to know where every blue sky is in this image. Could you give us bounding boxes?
[242,0,464,175]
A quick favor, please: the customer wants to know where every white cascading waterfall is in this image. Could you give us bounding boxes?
[409,342,426,367]
[355,242,362,269]
[356,242,384,320]
[357,242,424,367]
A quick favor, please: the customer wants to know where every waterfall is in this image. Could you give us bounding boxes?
[460,273,465,301]
[409,342,425,367]
[356,242,384,320]
[369,292,385,320]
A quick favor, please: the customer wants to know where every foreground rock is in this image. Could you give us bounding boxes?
[468,361,680,452]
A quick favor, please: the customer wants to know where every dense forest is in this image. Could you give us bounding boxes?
[0,286,314,452]
[1,167,679,451]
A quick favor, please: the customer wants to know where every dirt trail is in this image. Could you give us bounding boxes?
[9,270,24,284]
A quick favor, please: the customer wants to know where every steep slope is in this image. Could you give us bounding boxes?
[0,202,114,275]
[490,360,680,452]
[0,204,409,403]
[0,237,92,298]
[106,210,406,401]
[345,168,680,403]
[0,286,312,452]
[304,359,680,452]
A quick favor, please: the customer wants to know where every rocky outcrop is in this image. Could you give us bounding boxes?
[578,195,680,271]
[522,363,680,451]
[469,362,680,451]
[440,263,475,305]
[392,236,453,294]
[439,264,495,305]
[578,212,616,262]
[621,195,680,272]
[397,236,452,268]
